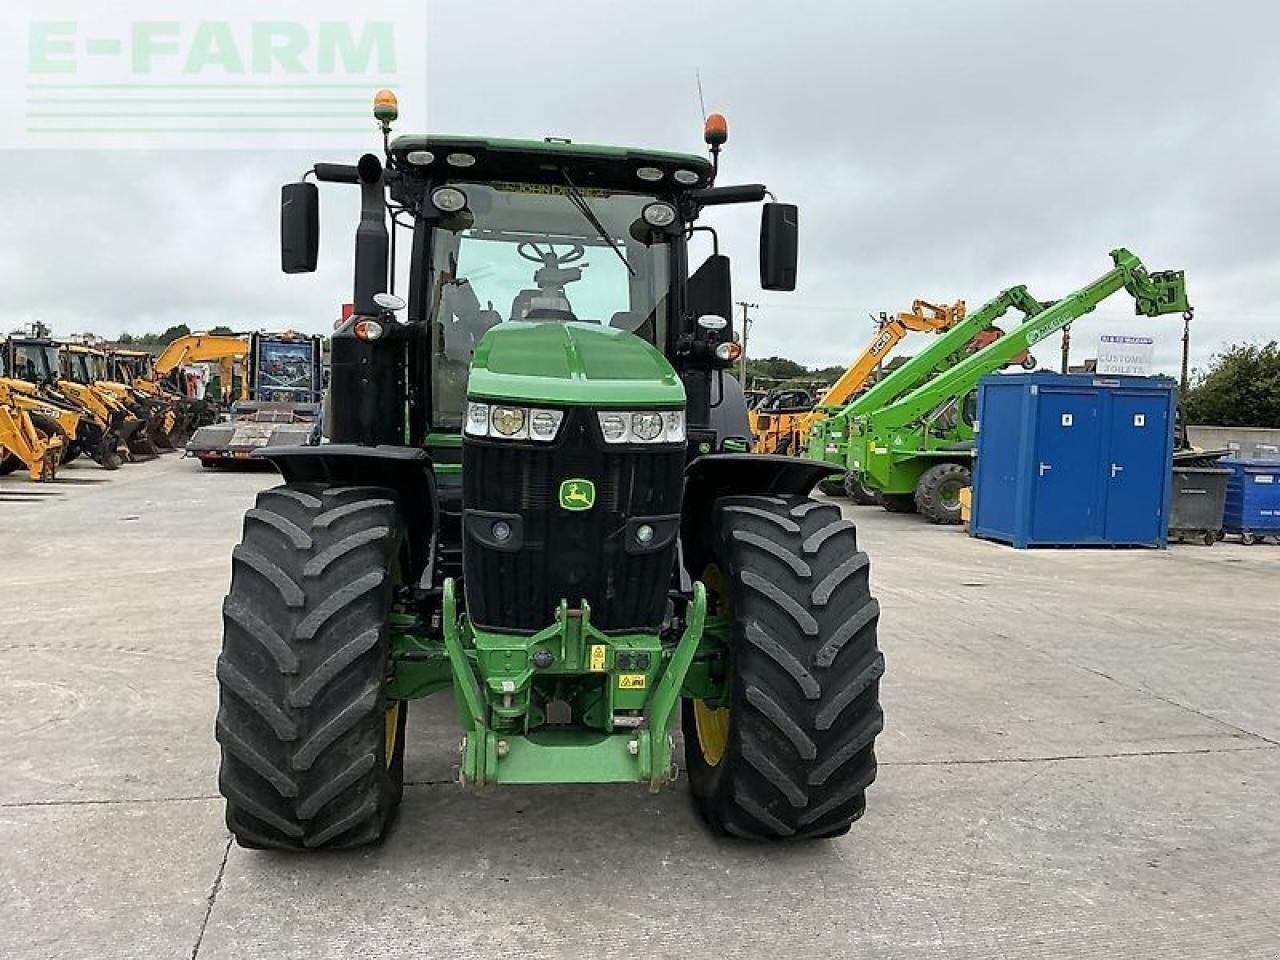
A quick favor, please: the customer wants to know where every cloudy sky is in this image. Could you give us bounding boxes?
[2,0,1276,376]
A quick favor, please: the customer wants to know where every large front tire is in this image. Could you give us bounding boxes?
[216,483,407,850]
[683,495,884,839]
[914,462,971,525]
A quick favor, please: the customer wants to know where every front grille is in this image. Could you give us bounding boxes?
[462,408,684,632]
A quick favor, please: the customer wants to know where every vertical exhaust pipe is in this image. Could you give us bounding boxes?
[353,153,389,316]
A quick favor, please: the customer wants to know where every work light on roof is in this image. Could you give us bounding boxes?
[431,187,468,213]
[642,202,677,228]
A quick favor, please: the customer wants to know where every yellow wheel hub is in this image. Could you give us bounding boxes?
[693,699,730,767]
[384,701,401,767]
[693,562,732,767]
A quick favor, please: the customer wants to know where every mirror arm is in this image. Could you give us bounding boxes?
[313,163,361,185]
[688,184,768,207]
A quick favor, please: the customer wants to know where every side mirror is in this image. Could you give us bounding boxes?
[281,181,319,274]
[760,202,798,291]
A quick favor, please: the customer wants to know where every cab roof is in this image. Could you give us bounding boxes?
[388,135,714,192]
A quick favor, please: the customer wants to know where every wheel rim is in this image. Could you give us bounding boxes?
[694,563,732,768]
[384,702,401,768]
[693,700,730,767]
[941,481,963,510]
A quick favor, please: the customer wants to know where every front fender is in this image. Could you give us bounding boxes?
[679,453,840,572]
[257,444,437,581]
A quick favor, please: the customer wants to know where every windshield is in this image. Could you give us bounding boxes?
[13,344,59,383]
[257,340,315,394]
[425,182,673,428]
[63,352,92,384]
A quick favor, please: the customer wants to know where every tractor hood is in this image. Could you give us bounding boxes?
[467,321,684,408]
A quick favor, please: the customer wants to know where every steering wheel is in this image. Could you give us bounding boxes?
[517,241,586,266]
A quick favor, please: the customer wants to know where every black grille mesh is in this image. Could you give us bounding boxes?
[462,409,683,632]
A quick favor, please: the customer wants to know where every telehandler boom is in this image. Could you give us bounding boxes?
[751,299,965,456]
[809,249,1189,522]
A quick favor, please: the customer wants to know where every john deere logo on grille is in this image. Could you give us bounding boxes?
[559,479,596,511]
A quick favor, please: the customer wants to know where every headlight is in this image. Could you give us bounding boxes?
[529,409,564,441]
[599,413,628,443]
[490,405,527,438]
[464,402,563,443]
[465,401,490,437]
[663,410,686,442]
[631,412,663,441]
[597,409,685,444]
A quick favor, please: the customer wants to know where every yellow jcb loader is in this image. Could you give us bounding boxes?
[0,397,62,481]
[2,337,125,469]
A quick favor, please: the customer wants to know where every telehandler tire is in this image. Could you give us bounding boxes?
[815,475,845,497]
[843,472,882,506]
[880,493,917,513]
[914,462,970,525]
[684,495,884,840]
[216,483,408,850]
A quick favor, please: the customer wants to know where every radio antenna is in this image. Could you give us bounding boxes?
[695,69,708,122]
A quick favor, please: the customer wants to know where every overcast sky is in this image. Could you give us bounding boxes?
[2,0,1277,375]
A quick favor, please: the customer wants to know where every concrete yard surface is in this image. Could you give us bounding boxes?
[2,454,1277,959]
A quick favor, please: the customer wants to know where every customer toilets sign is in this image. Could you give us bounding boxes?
[1096,336,1155,376]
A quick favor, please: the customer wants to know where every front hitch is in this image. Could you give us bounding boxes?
[440,579,708,789]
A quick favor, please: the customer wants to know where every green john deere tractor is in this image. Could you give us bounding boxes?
[215,93,884,849]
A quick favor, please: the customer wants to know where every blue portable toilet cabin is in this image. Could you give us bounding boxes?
[970,373,1177,548]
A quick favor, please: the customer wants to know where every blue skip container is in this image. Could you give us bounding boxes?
[1221,458,1280,544]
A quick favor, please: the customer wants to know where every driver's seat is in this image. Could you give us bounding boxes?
[510,290,583,324]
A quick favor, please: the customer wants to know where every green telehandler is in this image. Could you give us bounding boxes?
[214,93,884,849]
[807,249,1190,522]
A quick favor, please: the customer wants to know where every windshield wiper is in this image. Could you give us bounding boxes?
[560,170,636,277]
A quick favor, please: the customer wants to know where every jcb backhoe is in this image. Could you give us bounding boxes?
[57,343,154,458]
[1,337,125,469]
[104,348,194,449]
[0,361,62,482]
